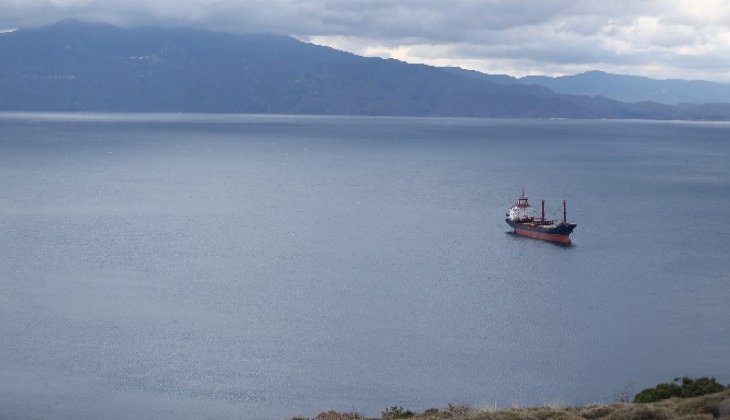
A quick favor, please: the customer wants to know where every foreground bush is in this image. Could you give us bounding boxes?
[292,387,730,420]
[382,406,416,419]
[634,377,726,403]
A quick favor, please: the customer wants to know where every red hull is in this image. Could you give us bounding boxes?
[513,228,571,244]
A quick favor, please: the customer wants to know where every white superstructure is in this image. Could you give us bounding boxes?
[507,190,533,221]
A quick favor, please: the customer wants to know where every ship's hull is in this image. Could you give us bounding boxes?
[506,219,576,244]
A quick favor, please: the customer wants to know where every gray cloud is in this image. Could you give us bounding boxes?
[2,0,730,81]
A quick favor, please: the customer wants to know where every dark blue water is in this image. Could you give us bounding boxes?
[1,113,728,419]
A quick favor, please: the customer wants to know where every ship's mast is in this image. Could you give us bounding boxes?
[516,189,530,208]
[563,200,567,224]
[541,199,545,223]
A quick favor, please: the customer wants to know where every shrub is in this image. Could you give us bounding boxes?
[445,403,471,417]
[580,405,613,419]
[315,410,362,420]
[634,377,726,403]
[382,406,416,419]
[614,382,635,403]
[634,382,682,403]
[719,397,730,418]
[680,377,726,398]
[609,404,671,420]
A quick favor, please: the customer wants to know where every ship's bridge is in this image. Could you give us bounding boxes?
[508,192,532,221]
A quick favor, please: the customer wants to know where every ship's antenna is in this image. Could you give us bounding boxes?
[521,187,525,198]
[563,200,567,224]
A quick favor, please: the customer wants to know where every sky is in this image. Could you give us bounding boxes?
[2,0,730,81]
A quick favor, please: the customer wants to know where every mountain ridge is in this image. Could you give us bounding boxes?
[1,20,730,119]
[442,67,730,105]
[519,70,730,105]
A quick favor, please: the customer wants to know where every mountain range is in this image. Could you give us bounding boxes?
[2,20,730,120]
[513,71,730,105]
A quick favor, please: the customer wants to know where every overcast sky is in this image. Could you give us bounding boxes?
[2,0,730,81]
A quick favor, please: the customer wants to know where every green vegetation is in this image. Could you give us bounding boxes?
[382,407,416,419]
[634,377,727,403]
[292,387,730,420]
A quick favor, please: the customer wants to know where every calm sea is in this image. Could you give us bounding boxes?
[1,113,728,419]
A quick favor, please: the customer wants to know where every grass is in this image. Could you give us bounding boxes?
[293,389,730,420]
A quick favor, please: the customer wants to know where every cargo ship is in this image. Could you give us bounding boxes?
[505,190,577,244]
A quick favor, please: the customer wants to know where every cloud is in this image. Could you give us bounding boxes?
[1,0,730,81]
